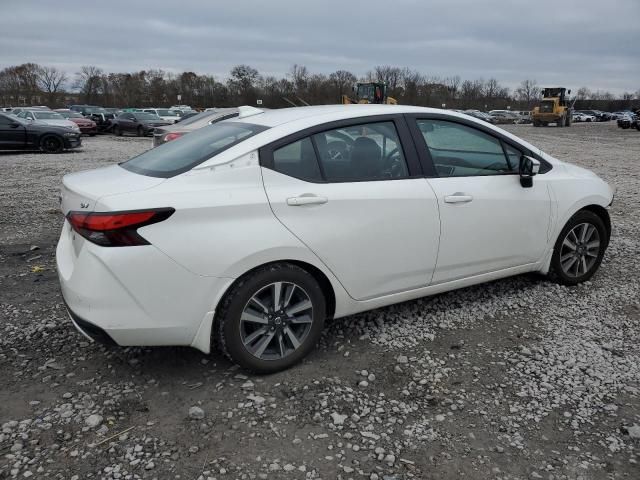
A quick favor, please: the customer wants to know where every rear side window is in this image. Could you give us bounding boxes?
[269,121,409,183]
[120,122,267,178]
[273,137,323,182]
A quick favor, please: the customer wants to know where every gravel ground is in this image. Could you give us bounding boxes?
[1,123,639,480]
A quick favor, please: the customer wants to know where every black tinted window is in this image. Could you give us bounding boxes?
[417,120,511,177]
[313,121,408,181]
[270,121,409,183]
[272,137,322,182]
[121,122,267,178]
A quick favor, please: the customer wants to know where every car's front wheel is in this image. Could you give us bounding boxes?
[215,263,326,373]
[550,210,608,285]
[40,135,64,153]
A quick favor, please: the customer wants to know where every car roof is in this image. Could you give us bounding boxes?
[233,104,465,128]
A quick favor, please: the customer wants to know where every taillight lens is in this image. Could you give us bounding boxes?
[67,208,174,247]
[163,132,184,142]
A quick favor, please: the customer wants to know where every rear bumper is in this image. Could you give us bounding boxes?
[56,219,227,350]
[66,303,118,346]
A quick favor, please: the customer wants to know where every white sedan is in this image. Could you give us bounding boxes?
[57,105,614,372]
[17,110,81,132]
[572,113,596,122]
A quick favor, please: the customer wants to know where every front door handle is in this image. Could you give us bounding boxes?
[444,193,473,204]
[286,195,328,206]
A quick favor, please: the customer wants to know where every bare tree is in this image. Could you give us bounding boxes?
[329,70,356,101]
[74,65,104,104]
[514,79,539,107]
[36,66,67,106]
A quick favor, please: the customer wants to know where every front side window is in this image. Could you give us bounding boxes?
[417,119,511,177]
[269,120,409,183]
[120,122,267,178]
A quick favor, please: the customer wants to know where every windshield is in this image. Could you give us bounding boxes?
[34,112,64,120]
[120,122,268,178]
[156,109,175,116]
[88,107,107,114]
[61,111,83,118]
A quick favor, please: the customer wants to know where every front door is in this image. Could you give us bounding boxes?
[0,115,26,149]
[411,117,552,284]
[260,117,441,300]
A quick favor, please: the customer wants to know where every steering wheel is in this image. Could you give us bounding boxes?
[382,147,404,177]
[326,141,349,161]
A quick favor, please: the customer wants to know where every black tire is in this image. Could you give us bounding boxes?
[113,125,122,136]
[556,116,564,127]
[215,263,326,373]
[137,126,144,137]
[542,122,549,127]
[40,135,64,153]
[566,115,572,127]
[533,121,540,127]
[549,210,608,286]
[89,133,96,137]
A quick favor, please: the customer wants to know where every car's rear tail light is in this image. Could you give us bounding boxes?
[164,132,184,143]
[67,208,174,247]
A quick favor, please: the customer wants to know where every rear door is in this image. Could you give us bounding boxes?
[408,115,552,284]
[260,116,441,300]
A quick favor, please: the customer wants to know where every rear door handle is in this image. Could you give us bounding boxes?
[444,193,473,204]
[286,195,328,206]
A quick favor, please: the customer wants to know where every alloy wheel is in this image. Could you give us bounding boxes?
[239,282,313,361]
[559,222,601,277]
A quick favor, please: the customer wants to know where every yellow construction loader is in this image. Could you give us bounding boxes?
[341,82,397,105]
[532,87,573,127]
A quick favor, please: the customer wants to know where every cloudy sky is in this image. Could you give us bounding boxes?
[3,0,639,93]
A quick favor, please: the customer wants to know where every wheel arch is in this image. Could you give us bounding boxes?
[190,258,340,355]
[581,204,611,246]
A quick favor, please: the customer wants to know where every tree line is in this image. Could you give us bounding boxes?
[1,62,638,112]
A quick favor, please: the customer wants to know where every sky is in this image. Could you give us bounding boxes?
[2,0,639,94]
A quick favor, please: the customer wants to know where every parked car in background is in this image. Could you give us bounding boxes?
[110,112,171,137]
[463,110,495,124]
[572,112,596,122]
[16,110,81,133]
[140,108,182,124]
[1,107,14,113]
[176,111,200,122]
[0,112,81,153]
[576,110,609,122]
[10,106,50,116]
[55,110,98,136]
[69,105,103,116]
[170,104,193,112]
[514,111,533,124]
[489,110,519,124]
[617,112,638,129]
[57,105,613,372]
[152,108,239,146]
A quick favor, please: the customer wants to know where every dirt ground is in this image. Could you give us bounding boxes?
[1,122,639,480]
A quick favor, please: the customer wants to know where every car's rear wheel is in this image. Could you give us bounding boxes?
[137,126,144,137]
[549,210,607,285]
[215,263,326,373]
[40,135,64,153]
[113,125,122,136]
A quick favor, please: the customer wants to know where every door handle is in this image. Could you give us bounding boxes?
[286,195,328,206]
[444,193,473,204]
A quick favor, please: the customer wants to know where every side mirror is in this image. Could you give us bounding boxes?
[519,155,540,188]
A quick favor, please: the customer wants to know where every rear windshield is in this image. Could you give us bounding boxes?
[120,122,267,178]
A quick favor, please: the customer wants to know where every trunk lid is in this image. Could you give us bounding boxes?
[60,164,166,215]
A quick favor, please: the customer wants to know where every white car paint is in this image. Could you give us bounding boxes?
[142,109,182,123]
[56,105,614,355]
[19,110,81,131]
